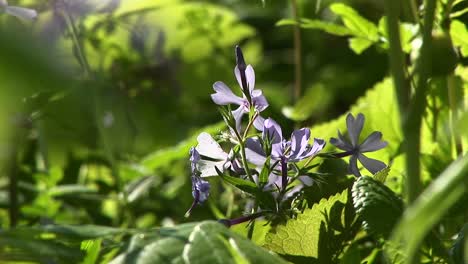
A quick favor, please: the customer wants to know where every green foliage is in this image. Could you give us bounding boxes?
[264,190,354,261]
[450,20,468,57]
[110,221,287,264]
[352,176,403,237]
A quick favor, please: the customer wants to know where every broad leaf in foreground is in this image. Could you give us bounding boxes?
[110,221,287,264]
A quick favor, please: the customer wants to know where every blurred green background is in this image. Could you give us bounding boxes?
[0,0,465,229]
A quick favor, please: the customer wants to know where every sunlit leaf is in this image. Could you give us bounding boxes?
[264,190,348,258]
[450,20,468,57]
[330,3,379,41]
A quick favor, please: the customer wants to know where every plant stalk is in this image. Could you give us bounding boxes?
[291,0,302,103]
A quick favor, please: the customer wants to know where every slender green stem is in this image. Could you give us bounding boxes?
[383,0,410,116]
[404,0,437,205]
[239,140,254,183]
[7,134,20,228]
[291,0,302,103]
[447,75,463,156]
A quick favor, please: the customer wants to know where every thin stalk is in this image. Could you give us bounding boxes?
[404,0,437,205]
[239,141,254,183]
[447,75,463,156]
[7,136,20,228]
[291,0,302,103]
[383,0,410,117]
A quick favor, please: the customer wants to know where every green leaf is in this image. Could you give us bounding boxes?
[349,37,374,54]
[264,190,348,258]
[81,239,102,264]
[111,221,287,264]
[282,83,332,121]
[329,3,379,41]
[259,157,271,185]
[378,16,417,53]
[276,18,352,36]
[39,224,126,240]
[388,154,468,263]
[125,176,156,203]
[373,166,390,183]
[231,220,271,246]
[216,167,258,195]
[352,176,403,237]
[450,20,468,57]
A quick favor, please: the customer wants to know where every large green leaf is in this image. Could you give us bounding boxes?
[263,190,349,258]
[110,221,287,264]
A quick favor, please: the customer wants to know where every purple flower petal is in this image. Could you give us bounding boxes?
[358,154,387,174]
[253,115,265,131]
[290,128,310,158]
[245,138,267,166]
[232,105,245,131]
[235,64,255,91]
[262,118,282,145]
[330,130,353,151]
[251,91,269,111]
[359,132,388,152]
[271,143,284,160]
[196,132,227,161]
[5,6,37,20]
[298,175,314,186]
[211,81,243,106]
[192,176,210,203]
[348,154,361,176]
[346,113,364,146]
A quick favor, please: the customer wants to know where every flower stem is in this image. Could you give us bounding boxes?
[281,158,288,192]
[291,0,302,103]
[218,211,265,227]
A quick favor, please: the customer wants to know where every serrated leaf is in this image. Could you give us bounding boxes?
[352,176,403,237]
[450,20,468,57]
[264,190,348,257]
[373,166,390,183]
[330,3,379,41]
[111,221,287,264]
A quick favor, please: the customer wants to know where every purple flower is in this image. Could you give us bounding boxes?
[211,47,268,131]
[246,118,326,164]
[0,0,37,20]
[330,113,388,176]
[185,147,211,217]
[246,118,325,190]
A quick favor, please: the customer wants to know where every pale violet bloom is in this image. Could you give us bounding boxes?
[211,51,268,131]
[246,118,325,190]
[246,118,326,165]
[330,113,388,176]
[0,0,37,20]
[185,147,210,217]
[194,132,242,177]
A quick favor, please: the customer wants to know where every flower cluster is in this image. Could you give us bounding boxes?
[185,46,389,224]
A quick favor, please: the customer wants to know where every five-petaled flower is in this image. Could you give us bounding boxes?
[211,47,268,131]
[246,118,326,189]
[246,118,326,164]
[185,147,211,217]
[330,113,388,176]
